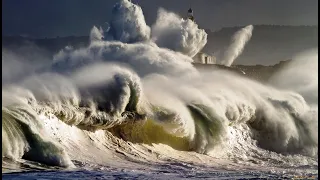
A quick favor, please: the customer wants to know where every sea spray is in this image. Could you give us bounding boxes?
[109,0,150,43]
[2,0,317,174]
[151,8,207,57]
[269,49,318,105]
[220,25,254,66]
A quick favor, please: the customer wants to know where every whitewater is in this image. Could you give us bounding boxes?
[2,0,318,179]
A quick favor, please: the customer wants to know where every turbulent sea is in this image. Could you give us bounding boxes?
[2,0,318,179]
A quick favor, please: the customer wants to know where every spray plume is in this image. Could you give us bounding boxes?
[151,8,207,57]
[220,25,254,66]
[108,0,150,43]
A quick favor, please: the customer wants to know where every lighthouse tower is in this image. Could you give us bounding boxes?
[187,8,194,21]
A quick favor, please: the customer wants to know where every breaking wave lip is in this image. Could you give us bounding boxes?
[2,0,318,175]
[2,64,318,170]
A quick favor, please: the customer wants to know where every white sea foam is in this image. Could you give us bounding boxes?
[2,0,317,176]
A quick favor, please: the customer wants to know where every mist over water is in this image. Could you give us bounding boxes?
[2,0,318,178]
[269,49,318,105]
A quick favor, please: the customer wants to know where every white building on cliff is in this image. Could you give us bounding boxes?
[193,52,216,64]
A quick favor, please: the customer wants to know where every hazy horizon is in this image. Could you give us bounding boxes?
[2,24,318,38]
[3,0,318,38]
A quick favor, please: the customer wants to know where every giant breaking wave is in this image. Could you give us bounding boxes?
[2,0,318,174]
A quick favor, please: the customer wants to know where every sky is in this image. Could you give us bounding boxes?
[2,0,318,37]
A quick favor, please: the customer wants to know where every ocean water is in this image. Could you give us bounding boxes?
[2,0,318,179]
[3,167,316,180]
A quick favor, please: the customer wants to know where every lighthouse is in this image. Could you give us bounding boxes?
[187,8,194,21]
